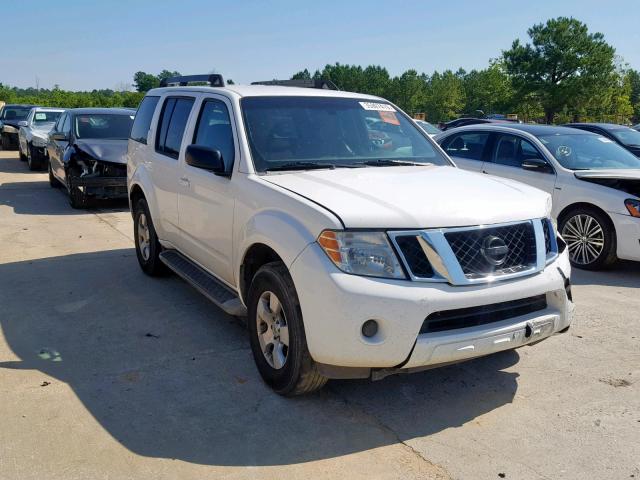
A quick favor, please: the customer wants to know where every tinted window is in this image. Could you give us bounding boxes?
[156,97,194,159]
[492,135,544,168]
[0,106,32,120]
[130,96,159,144]
[53,113,66,132]
[443,132,490,161]
[74,114,134,139]
[193,99,234,170]
[62,114,71,134]
[241,96,450,172]
[610,128,640,146]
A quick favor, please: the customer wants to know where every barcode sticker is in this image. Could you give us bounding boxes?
[359,102,396,112]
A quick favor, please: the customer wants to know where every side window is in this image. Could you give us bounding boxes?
[156,97,195,159]
[493,135,520,167]
[53,113,66,132]
[443,132,490,161]
[130,96,159,144]
[62,114,72,135]
[520,138,541,161]
[193,99,235,170]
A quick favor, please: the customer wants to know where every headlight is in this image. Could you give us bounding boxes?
[318,230,406,279]
[32,136,48,147]
[625,199,640,218]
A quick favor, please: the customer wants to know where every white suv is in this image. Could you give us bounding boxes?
[127,75,573,395]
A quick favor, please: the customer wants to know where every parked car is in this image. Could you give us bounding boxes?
[414,119,441,136]
[633,124,640,132]
[47,107,135,208]
[127,74,573,396]
[440,117,512,131]
[435,124,640,269]
[564,123,640,158]
[18,107,65,170]
[0,104,38,150]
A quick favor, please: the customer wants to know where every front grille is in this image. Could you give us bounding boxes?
[445,222,537,278]
[420,294,547,333]
[101,163,127,177]
[395,235,434,277]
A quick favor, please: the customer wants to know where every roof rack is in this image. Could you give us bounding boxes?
[159,74,225,88]
[251,79,339,90]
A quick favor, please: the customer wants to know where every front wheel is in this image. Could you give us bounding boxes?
[19,142,27,161]
[48,162,60,188]
[247,262,327,396]
[27,143,40,170]
[559,207,617,270]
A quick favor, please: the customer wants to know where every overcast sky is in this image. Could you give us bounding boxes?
[2,0,639,91]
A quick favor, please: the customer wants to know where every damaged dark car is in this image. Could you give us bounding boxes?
[0,104,38,150]
[47,108,135,208]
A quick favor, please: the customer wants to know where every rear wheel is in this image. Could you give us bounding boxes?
[133,197,167,276]
[247,262,327,396]
[559,207,616,270]
[0,133,9,150]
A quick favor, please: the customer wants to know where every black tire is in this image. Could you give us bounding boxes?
[133,197,168,276]
[48,162,60,188]
[247,261,327,396]
[0,133,8,150]
[67,181,87,209]
[27,143,40,170]
[19,143,27,161]
[559,206,617,270]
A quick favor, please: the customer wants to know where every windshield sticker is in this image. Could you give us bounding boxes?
[34,113,47,120]
[597,137,612,143]
[379,110,400,125]
[556,145,572,157]
[359,102,396,112]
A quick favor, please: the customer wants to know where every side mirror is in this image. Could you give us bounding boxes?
[522,158,552,173]
[185,144,228,176]
[51,132,68,142]
[18,121,28,128]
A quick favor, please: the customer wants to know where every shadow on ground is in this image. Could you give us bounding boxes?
[0,249,520,466]
[571,260,639,288]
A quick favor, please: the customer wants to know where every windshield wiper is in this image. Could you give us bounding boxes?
[263,162,336,172]
[359,159,425,167]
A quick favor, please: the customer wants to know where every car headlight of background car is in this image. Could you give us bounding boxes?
[625,199,640,218]
[318,230,406,279]
[32,136,48,147]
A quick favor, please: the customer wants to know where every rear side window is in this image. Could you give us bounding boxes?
[156,97,195,159]
[130,96,159,144]
[193,99,235,171]
[442,132,490,161]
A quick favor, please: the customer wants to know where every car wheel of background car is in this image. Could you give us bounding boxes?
[27,143,40,170]
[247,261,327,396]
[48,162,60,188]
[133,198,168,276]
[0,133,9,151]
[19,143,27,161]
[559,207,617,270]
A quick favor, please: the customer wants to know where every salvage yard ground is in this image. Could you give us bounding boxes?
[0,149,638,480]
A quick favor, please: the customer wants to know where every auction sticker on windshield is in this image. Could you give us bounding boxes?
[359,102,396,112]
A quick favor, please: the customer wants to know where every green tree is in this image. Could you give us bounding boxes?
[628,69,640,123]
[503,17,616,123]
[462,63,514,116]
[425,70,465,122]
[133,71,159,92]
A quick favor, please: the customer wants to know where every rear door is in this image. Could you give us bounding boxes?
[152,96,196,246]
[440,131,491,172]
[177,95,237,284]
[483,133,557,195]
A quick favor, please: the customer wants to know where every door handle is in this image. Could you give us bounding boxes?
[179,176,190,187]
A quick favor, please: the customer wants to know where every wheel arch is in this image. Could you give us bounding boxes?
[239,243,285,305]
[557,202,615,229]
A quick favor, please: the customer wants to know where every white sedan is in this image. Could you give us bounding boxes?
[435,124,640,269]
[18,107,65,170]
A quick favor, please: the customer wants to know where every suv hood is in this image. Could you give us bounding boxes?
[74,139,128,164]
[263,165,551,228]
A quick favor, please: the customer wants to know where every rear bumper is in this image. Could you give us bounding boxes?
[290,242,573,373]
[612,212,640,261]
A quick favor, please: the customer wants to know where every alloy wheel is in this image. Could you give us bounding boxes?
[256,290,289,369]
[561,214,604,265]
[137,213,151,261]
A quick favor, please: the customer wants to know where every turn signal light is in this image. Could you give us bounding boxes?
[318,230,342,263]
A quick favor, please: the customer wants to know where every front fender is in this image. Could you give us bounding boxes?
[128,165,163,237]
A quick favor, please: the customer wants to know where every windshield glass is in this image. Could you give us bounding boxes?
[0,106,32,121]
[33,111,63,126]
[609,128,640,147]
[74,114,134,139]
[241,96,450,171]
[416,120,441,134]
[539,133,640,170]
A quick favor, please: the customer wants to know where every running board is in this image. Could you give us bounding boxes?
[159,250,246,317]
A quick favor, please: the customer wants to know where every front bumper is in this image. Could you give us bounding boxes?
[69,176,128,199]
[290,242,573,373]
[612,212,640,261]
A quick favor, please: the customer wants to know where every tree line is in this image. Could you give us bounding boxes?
[2,17,639,124]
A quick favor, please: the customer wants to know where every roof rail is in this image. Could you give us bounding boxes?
[251,79,339,90]
[159,74,225,88]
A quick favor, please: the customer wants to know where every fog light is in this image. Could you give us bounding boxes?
[362,320,379,338]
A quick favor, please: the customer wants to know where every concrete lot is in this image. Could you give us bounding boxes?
[0,149,638,480]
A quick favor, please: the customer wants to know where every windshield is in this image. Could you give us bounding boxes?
[609,128,640,147]
[32,111,63,126]
[74,114,134,140]
[241,96,450,171]
[539,133,640,170]
[416,120,441,134]
[0,106,32,121]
